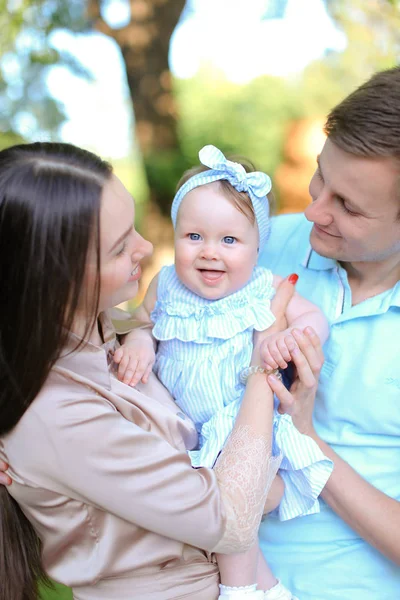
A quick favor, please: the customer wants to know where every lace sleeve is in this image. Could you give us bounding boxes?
[212,425,282,554]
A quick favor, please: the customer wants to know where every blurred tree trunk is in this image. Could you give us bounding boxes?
[87,0,186,214]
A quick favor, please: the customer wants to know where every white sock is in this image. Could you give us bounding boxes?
[219,584,258,596]
[263,580,279,592]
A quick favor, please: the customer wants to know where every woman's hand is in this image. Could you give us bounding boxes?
[252,274,297,365]
[0,460,11,486]
[267,327,324,437]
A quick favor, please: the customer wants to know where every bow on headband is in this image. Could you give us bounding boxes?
[171,145,272,251]
[199,145,272,198]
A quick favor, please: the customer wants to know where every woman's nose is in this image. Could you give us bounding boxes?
[132,232,153,260]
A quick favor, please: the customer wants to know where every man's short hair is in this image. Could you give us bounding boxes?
[325,66,400,160]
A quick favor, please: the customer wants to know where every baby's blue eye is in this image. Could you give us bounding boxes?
[223,236,236,244]
[189,233,201,241]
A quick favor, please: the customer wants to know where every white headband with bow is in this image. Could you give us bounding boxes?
[171,145,272,250]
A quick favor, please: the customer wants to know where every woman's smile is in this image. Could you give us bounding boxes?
[129,264,142,282]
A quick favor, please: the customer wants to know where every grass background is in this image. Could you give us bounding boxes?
[40,582,72,599]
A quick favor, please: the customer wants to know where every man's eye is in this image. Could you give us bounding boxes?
[339,200,358,216]
[223,236,236,244]
[334,195,359,216]
[189,233,201,241]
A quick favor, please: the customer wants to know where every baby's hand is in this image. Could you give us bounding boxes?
[113,339,156,387]
[260,329,296,370]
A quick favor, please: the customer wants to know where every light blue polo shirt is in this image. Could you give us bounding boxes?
[258,214,400,600]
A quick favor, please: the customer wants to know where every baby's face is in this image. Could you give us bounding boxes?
[174,182,259,300]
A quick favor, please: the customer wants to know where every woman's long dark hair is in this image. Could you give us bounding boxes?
[0,142,112,599]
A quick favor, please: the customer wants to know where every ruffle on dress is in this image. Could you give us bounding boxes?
[272,412,333,520]
[188,396,243,469]
[186,401,333,523]
[151,265,276,343]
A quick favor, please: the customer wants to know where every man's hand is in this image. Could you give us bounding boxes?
[267,327,324,436]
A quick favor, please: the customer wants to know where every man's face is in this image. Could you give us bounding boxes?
[305,139,400,266]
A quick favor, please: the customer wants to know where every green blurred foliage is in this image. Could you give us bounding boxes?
[0,0,91,147]
[2,0,400,209]
[141,148,189,215]
[173,0,400,210]
[177,70,295,179]
[325,0,400,82]
[113,153,150,227]
[142,70,300,214]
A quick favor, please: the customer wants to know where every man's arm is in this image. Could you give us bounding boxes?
[268,327,400,565]
[311,435,400,565]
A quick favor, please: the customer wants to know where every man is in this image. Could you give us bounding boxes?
[258,67,400,599]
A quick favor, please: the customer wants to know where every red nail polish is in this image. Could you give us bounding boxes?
[288,273,299,285]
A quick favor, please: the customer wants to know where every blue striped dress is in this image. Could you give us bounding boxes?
[151,265,333,521]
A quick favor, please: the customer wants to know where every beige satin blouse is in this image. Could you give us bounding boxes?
[0,312,227,599]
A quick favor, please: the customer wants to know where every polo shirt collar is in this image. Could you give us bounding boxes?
[301,245,400,308]
[385,280,400,308]
[301,245,337,271]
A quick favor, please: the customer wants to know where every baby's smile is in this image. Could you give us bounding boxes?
[197,268,226,284]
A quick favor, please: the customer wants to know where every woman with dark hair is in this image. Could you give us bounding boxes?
[0,142,322,600]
